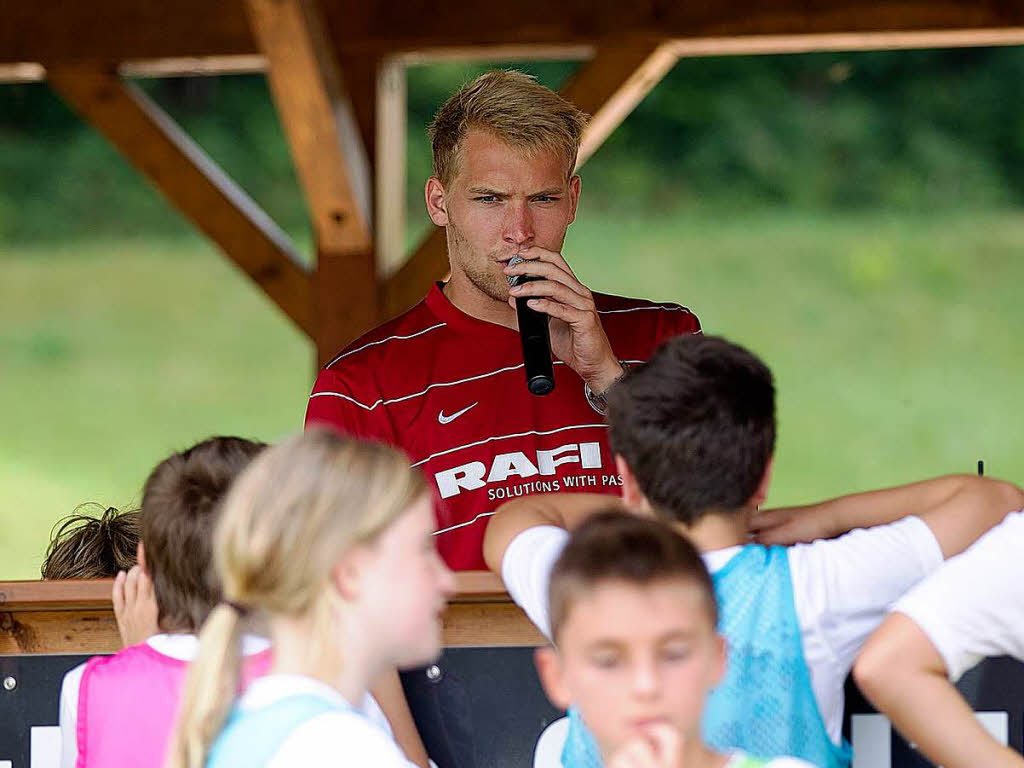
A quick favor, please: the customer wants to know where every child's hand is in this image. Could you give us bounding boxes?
[112,565,160,647]
[749,504,836,546]
[608,723,683,768]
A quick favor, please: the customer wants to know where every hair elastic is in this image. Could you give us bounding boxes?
[224,600,251,618]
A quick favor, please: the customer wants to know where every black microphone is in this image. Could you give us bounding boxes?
[507,254,555,395]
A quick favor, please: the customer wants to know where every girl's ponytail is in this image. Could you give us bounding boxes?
[165,604,243,768]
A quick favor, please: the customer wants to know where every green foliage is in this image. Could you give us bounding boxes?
[3,48,1024,244]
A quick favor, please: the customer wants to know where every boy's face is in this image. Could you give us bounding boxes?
[537,577,725,758]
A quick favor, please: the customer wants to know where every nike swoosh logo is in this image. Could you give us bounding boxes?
[438,402,478,424]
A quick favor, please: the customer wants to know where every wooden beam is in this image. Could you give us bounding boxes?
[46,64,315,337]
[7,0,1024,64]
[244,0,372,253]
[381,39,679,319]
[0,573,542,654]
[564,40,679,168]
[244,0,378,364]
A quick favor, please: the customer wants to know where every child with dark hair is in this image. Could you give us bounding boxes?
[485,334,1024,768]
[41,504,140,580]
[58,436,271,768]
[538,510,810,768]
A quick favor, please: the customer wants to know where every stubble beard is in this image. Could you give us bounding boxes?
[445,218,511,304]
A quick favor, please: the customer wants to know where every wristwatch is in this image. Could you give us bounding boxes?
[584,362,629,415]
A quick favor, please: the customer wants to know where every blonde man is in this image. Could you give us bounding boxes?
[305,71,699,767]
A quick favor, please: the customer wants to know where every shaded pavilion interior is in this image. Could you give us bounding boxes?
[3,0,1024,645]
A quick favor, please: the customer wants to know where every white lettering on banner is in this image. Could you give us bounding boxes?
[850,711,1009,768]
[435,442,602,499]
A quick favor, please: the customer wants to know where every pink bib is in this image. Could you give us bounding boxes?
[76,641,271,768]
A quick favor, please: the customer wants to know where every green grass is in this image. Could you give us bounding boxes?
[2,208,1023,578]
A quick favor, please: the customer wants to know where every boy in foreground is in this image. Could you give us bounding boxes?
[538,510,811,768]
[484,335,1024,767]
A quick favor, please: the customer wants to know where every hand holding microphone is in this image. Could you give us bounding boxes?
[505,247,624,397]
[507,254,556,395]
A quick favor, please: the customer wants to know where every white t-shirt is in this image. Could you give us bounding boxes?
[235,674,416,768]
[58,634,390,768]
[502,516,942,746]
[894,509,1024,681]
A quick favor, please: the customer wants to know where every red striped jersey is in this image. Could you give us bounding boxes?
[305,282,700,570]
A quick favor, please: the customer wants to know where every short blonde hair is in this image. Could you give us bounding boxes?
[428,69,589,185]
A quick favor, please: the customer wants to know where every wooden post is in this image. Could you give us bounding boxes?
[381,39,679,320]
[376,58,408,279]
[47,64,316,337]
[243,0,379,366]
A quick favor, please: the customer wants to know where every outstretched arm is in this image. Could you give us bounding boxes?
[482,493,625,573]
[751,474,1024,558]
[854,614,1024,768]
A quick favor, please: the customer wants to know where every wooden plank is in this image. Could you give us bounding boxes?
[443,602,547,648]
[0,580,112,611]
[7,1,1024,64]
[46,64,315,337]
[0,572,536,654]
[0,610,120,655]
[382,40,679,318]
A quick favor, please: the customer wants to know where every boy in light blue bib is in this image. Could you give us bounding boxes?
[486,334,1015,768]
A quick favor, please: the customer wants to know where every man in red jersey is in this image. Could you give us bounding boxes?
[305,69,700,768]
[306,69,700,572]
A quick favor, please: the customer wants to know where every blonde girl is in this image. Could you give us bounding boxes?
[166,429,453,768]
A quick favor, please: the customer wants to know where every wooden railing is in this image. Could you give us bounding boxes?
[0,572,544,654]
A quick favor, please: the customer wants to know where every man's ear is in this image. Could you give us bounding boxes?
[136,541,147,575]
[750,456,775,509]
[615,455,652,514]
[425,177,449,226]
[566,175,582,225]
[535,646,572,711]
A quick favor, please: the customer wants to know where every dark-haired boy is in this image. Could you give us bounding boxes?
[538,510,812,768]
[484,334,1024,767]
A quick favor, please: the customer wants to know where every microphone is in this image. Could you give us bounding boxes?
[507,254,555,395]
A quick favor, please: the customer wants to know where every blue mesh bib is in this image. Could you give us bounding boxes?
[562,545,852,768]
[206,694,344,768]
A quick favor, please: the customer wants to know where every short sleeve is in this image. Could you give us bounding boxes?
[59,662,86,768]
[304,368,391,442]
[501,526,570,641]
[786,516,943,740]
[893,510,1024,681]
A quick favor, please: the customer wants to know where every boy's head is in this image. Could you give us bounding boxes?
[141,436,266,632]
[607,334,776,526]
[536,511,725,757]
[41,505,140,580]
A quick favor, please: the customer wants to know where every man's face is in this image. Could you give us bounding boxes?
[538,578,725,759]
[426,130,581,305]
